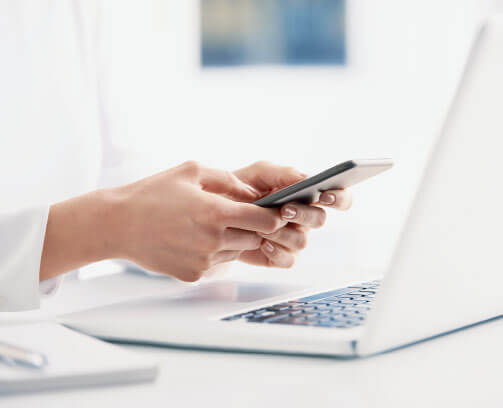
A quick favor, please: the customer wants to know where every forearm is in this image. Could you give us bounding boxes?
[39,189,121,281]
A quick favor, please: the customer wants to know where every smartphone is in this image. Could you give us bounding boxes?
[254,159,393,208]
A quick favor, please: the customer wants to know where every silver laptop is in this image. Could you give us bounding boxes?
[62,16,503,357]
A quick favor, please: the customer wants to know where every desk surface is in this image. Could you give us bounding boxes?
[1,264,502,408]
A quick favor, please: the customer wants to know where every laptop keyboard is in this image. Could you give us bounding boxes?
[222,280,380,328]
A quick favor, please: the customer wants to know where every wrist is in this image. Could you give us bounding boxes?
[40,188,124,281]
[92,187,127,261]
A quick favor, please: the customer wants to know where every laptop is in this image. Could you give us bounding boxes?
[62,16,503,357]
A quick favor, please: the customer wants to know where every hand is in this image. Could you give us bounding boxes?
[41,161,287,282]
[233,161,353,268]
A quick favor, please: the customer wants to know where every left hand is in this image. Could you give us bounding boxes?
[233,161,352,268]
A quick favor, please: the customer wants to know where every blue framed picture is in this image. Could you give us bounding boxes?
[201,0,346,67]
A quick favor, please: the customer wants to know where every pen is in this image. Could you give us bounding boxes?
[0,341,48,369]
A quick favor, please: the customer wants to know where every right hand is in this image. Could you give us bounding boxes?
[110,161,288,282]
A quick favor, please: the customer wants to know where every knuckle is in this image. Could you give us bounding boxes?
[181,160,202,177]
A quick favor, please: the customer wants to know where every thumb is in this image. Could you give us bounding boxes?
[235,162,307,193]
[198,167,260,202]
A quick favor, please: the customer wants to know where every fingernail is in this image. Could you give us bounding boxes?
[320,193,336,205]
[281,206,297,220]
[262,241,274,253]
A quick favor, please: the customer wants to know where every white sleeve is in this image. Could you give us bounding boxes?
[0,206,49,311]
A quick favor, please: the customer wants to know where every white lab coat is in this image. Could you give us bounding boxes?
[0,1,144,311]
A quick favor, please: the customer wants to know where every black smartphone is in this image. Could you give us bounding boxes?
[254,159,393,208]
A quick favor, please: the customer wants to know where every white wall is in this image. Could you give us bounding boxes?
[99,0,502,283]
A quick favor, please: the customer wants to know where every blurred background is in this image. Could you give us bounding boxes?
[201,0,346,66]
[93,0,503,285]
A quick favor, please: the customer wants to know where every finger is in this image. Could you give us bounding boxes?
[186,162,259,201]
[279,203,326,228]
[258,224,308,251]
[222,201,288,234]
[222,228,262,251]
[260,241,296,268]
[238,249,269,266]
[317,189,353,210]
[212,250,242,265]
[234,161,306,193]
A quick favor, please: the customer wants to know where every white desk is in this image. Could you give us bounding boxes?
[1,262,502,407]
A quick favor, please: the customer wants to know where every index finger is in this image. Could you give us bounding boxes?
[222,201,288,234]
